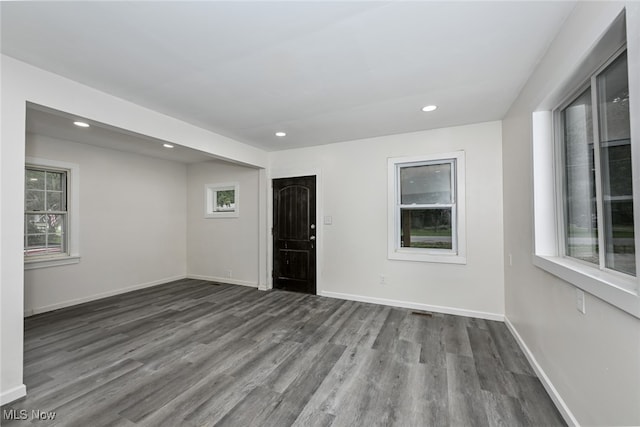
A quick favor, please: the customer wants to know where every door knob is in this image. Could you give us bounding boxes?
[310,235,316,241]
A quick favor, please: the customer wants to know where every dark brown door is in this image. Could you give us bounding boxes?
[273,176,316,294]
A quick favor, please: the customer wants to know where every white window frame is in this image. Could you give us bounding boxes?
[205,182,240,218]
[387,151,466,264]
[532,11,640,318]
[556,47,633,273]
[24,157,80,270]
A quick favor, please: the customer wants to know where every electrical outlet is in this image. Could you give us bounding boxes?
[576,289,586,314]
[379,275,386,285]
[227,270,232,278]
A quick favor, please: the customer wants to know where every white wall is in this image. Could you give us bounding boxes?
[187,161,260,287]
[0,55,267,405]
[24,134,187,314]
[269,121,505,319]
[502,2,640,425]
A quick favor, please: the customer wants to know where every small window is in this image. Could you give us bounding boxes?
[557,48,635,276]
[25,166,68,257]
[24,158,80,270]
[388,152,466,264]
[205,182,240,218]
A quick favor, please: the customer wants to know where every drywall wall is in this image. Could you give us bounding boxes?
[187,161,260,286]
[502,1,640,425]
[1,57,29,405]
[269,121,504,319]
[0,55,267,404]
[24,134,187,314]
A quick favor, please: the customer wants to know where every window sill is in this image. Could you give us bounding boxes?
[533,255,640,318]
[24,255,81,270]
[389,249,466,265]
[204,212,239,219]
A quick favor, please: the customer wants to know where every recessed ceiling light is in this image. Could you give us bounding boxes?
[73,121,90,128]
[163,143,174,148]
[421,105,438,112]
[275,132,286,137]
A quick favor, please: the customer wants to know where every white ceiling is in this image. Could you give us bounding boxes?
[2,1,576,152]
[26,105,219,164]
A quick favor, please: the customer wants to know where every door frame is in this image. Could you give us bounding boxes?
[266,168,322,293]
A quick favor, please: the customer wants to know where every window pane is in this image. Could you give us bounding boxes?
[26,214,47,234]
[400,163,452,204]
[400,208,452,249]
[27,213,65,234]
[26,169,45,190]
[25,190,45,211]
[24,214,66,256]
[598,52,635,275]
[26,233,46,249]
[215,189,235,211]
[46,170,64,191]
[46,214,65,234]
[48,233,64,253]
[563,88,599,265]
[46,191,65,211]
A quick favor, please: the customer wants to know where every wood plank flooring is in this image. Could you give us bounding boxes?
[1,279,565,426]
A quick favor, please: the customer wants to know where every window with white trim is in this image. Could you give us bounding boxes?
[25,166,68,257]
[388,152,466,264]
[24,158,80,269]
[205,182,240,218]
[557,48,635,277]
[532,11,640,318]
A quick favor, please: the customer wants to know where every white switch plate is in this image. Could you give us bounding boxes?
[576,289,586,314]
[324,216,332,225]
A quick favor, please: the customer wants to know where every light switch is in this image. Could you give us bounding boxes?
[324,215,332,225]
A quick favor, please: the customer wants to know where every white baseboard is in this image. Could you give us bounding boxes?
[319,290,504,321]
[1,384,26,406]
[504,317,579,427]
[24,275,188,317]
[187,274,258,288]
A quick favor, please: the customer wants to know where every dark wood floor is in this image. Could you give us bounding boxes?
[2,279,565,426]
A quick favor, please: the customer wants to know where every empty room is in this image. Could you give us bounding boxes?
[1,1,639,426]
